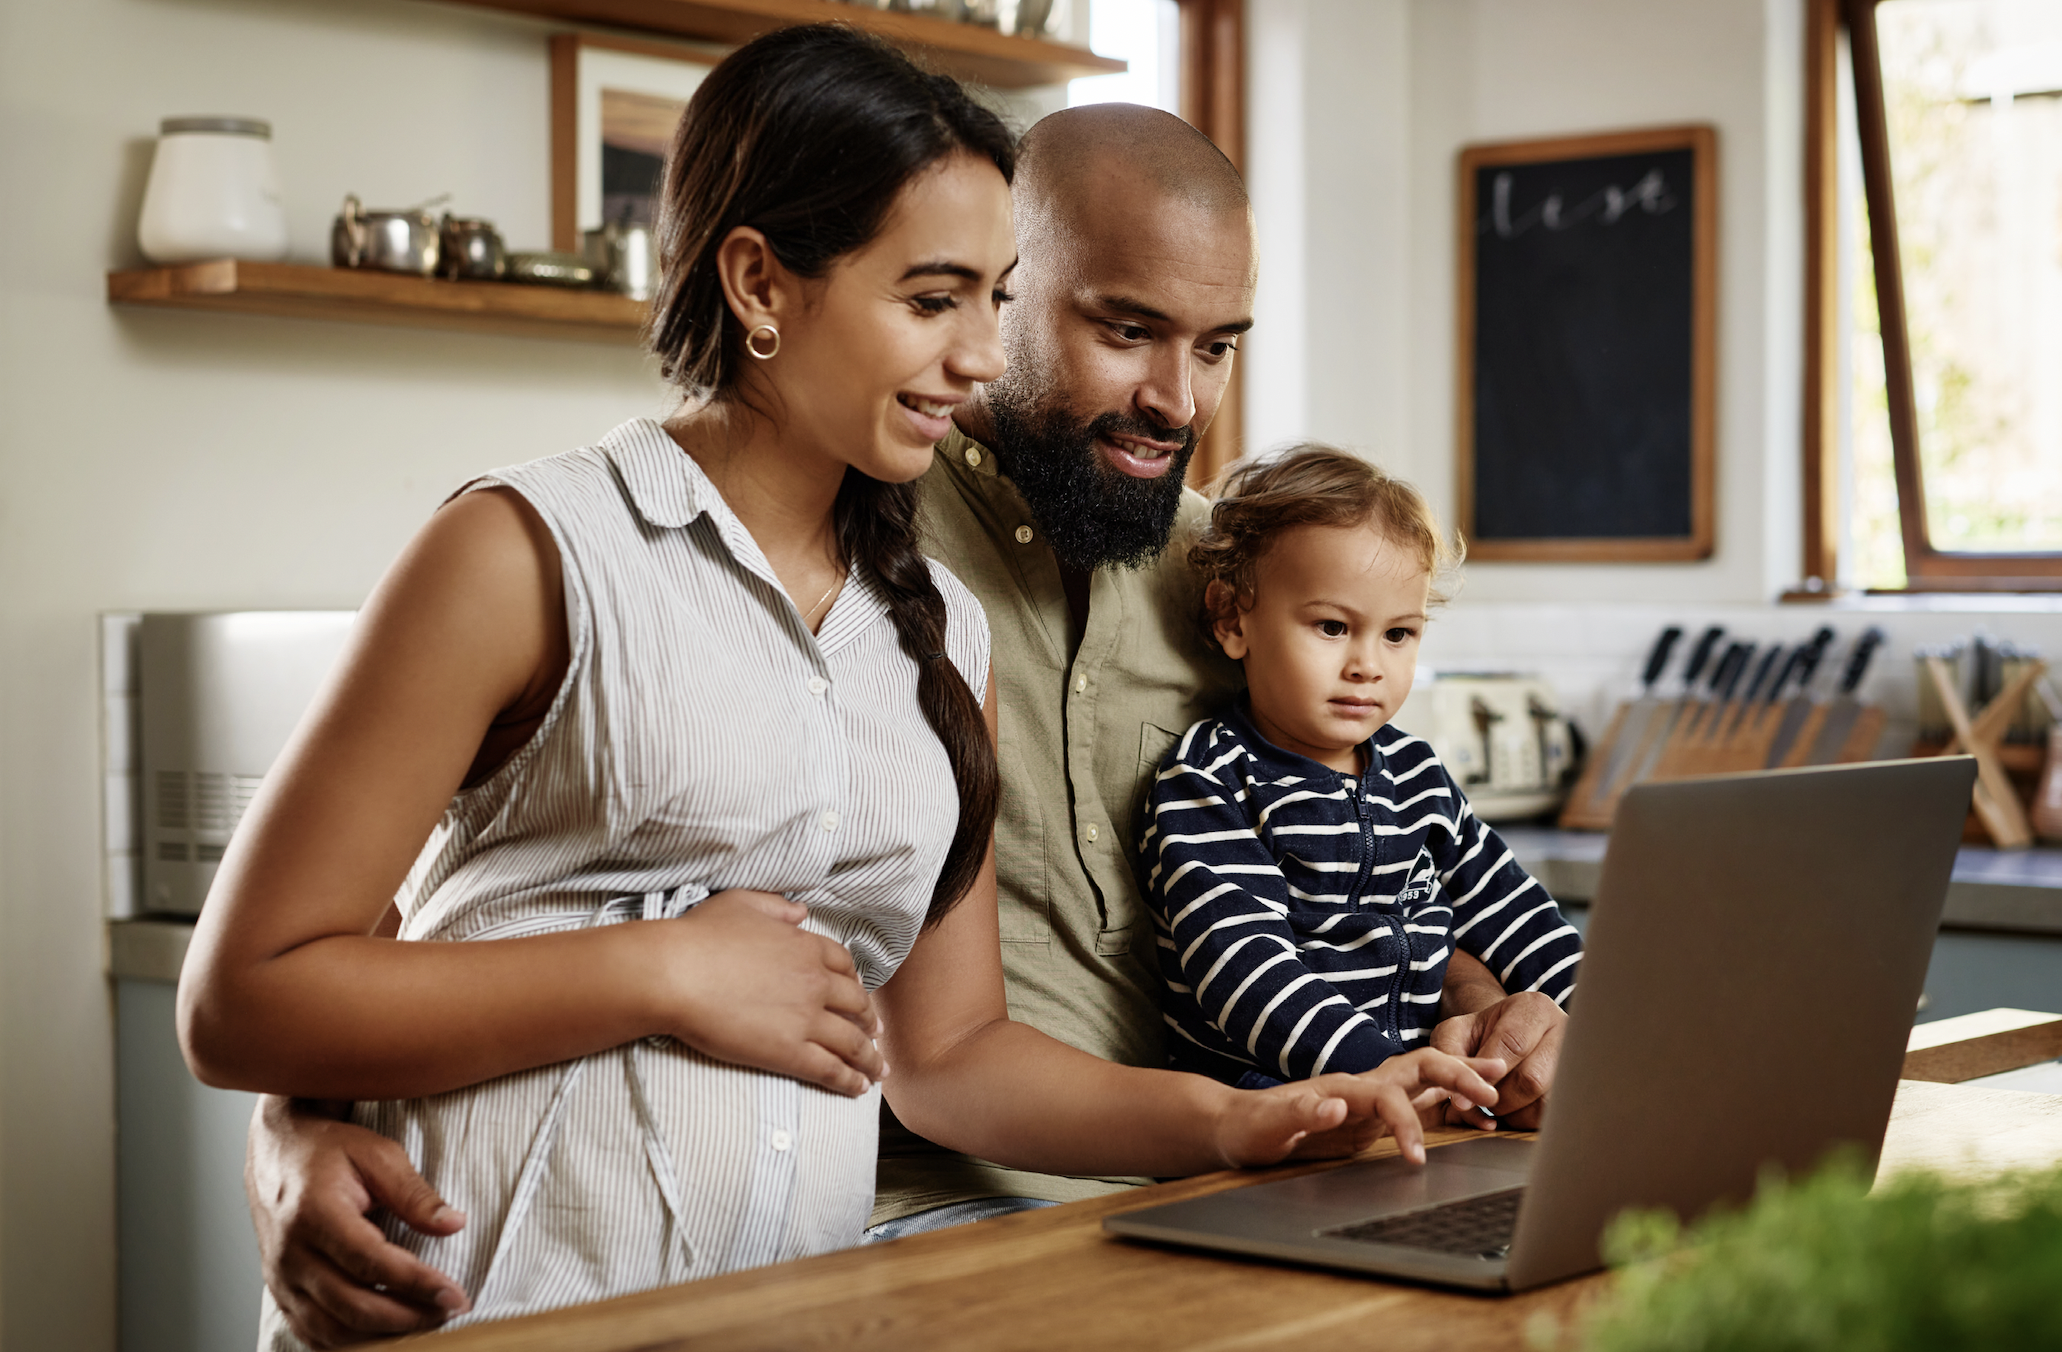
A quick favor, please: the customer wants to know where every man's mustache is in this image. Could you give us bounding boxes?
[1085,411,1194,458]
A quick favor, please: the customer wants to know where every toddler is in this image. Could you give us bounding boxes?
[1141,446,1581,1091]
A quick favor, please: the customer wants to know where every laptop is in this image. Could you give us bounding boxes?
[1104,757,1977,1292]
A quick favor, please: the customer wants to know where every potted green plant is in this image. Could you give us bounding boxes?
[1532,1153,2062,1350]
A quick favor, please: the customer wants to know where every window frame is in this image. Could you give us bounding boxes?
[1802,0,2062,592]
[1174,0,1245,486]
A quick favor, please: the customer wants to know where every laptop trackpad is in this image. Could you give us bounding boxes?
[1123,1134,1536,1245]
[1270,1134,1535,1232]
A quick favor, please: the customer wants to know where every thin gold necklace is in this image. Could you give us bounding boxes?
[803,567,847,626]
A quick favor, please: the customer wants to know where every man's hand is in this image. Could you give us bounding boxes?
[1429,991,1567,1130]
[247,1096,470,1348]
[1210,1050,1507,1168]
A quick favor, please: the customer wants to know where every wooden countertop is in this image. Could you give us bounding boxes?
[401,1073,2062,1352]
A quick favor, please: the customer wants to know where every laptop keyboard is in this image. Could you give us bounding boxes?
[1321,1187,1525,1260]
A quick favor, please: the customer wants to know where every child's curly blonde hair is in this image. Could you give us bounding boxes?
[1189,444,1463,647]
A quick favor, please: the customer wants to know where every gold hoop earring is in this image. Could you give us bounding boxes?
[745,324,781,360]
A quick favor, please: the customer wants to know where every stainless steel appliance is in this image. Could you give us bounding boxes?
[139,611,354,916]
[1391,672,1577,821]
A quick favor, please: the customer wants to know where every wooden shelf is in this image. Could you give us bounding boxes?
[107,260,647,344]
[436,0,1123,87]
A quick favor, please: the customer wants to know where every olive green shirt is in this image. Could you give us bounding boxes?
[872,429,1245,1223]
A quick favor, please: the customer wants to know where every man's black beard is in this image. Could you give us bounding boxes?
[984,395,1196,573]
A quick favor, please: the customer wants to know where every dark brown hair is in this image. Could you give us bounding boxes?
[1190,445,1463,646]
[650,25,1009,924]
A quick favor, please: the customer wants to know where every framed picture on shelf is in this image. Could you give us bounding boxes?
[550,34,724,251]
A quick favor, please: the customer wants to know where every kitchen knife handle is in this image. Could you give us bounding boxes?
[1839,626,1888,696]
[1641,626,1684,690]
[1741,645,1784,703]
[1712,642,1751,699]
[1790,625,1836,690]
[1682,626,1727,688]
[1765,646,1807,703]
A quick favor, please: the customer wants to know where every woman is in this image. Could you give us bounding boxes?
[180,25,1503,1345]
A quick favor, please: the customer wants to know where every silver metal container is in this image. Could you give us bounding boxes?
[331,193,441,275]
[581,220,656,301]
[1005,0,1058,37]
[505,251,598,287]
[438,214,507,281]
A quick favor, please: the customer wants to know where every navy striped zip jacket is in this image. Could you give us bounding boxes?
[1139,702,1582,1086]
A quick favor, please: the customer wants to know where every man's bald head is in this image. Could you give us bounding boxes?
[959,103,1255,574]
[1015,103,1249,235]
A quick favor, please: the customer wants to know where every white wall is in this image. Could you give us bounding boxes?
[0,0,671,1343]
[1247,0,1805,605]
[1246,0,1412,471]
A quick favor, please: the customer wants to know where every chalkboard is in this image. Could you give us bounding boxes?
[1456,126,1716,561]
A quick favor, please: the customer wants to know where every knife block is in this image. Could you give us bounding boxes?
[1560,697,1886,832]
[1918,655,2045,849]
[2033,725,2062,844]
[1556,704,1630,830]
[1651,700,1787,778]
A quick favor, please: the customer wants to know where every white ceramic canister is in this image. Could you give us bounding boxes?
[137,117,289,264]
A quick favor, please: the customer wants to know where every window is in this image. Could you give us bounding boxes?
[1067,0,1181,111]
[1806,0,2062,592]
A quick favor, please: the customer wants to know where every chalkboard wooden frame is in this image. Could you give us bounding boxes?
[1456,124,1718,562]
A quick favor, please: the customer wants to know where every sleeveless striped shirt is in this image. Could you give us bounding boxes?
[259,418,990,1346]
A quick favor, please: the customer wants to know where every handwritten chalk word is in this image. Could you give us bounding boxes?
[1483,168,1678,240]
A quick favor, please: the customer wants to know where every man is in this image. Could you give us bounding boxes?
[248,104,1570,1344]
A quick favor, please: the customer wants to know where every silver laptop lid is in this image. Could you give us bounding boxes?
[1505,757,1975,1289]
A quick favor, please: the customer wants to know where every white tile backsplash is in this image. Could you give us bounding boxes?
[1418,597,2062,762]
[101,614,142,921]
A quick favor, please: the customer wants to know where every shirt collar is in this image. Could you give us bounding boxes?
[604,417,710,529]
[938,425,1001,479]
[1224,695,1382,786]
[600,417,894,660]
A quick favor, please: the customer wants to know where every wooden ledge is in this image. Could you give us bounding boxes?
[1902,1018,2062,1084]
[108,260,648,344]
[435,0,1123,87]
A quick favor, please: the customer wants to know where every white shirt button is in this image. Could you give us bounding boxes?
[820,810,839,832]
[1014,525,1034,544]
[1073,673,1088,694]
[1085,824,1100,843]
[964,446,983,468]
[807,676,828,696]
[770,1129,792,1152]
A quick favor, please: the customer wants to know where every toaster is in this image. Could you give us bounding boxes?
[1390,672,1577,821]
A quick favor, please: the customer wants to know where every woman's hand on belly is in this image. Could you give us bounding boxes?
[641,890,886,1097]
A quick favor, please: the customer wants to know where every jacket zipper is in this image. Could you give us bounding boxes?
[1347,771,1376,909]
[1347,761,1404,1043]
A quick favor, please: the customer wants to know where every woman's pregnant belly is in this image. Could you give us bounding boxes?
[353,1037,881,1327]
